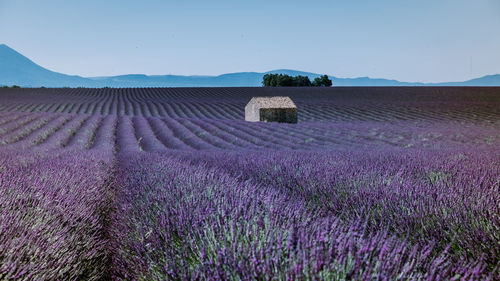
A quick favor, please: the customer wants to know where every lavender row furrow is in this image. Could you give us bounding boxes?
[162,118,215,150]
[132,117,166,151]
[116,116,141,153]
[12,115,72,149]
[179,119,238,149]
[147,117,192,150]
[34,115,90,151]
[65,114,103,149]
[0,150,115,281]
[0,114,35,136]
[109,151,498,280]
[0,115,56,145]
[91,115,117,151]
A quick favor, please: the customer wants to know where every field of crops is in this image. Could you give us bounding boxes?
[0,87,499,280]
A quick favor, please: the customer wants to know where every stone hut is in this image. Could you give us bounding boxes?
[245,96,297,123]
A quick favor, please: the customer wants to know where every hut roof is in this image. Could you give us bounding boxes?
[247,96,296,109]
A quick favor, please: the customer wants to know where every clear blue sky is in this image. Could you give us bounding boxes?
[1,0,499,82]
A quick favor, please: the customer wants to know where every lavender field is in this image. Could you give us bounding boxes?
[0,87,498,280]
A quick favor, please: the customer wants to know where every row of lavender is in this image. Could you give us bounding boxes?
[1,87,498,122]
[0,85,498,279]
[110,149,499,280]
[0,112,498,152]
[2,101,496,122]
[1,146,498,280]
[0,148,115,280]
[1,132,498,279]
[2,87,499,104]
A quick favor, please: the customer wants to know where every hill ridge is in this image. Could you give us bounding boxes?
[1,44,499,87]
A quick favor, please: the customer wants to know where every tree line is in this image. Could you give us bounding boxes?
[262,74,332,87]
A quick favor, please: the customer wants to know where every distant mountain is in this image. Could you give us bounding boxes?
[435,74,500,86]
[1,44,500,87]
[0,44,99,87]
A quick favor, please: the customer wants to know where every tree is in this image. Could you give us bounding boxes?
[312,75,332,87]
[277,74,294,86]
[262,74,274,87]
[263,73,331,87]
[294,75,312,87]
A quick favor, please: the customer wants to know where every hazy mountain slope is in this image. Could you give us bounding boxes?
[1,44,499,87]
[89,71,428,87]
[0,44,100,87]
[439,74,500,86]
